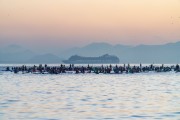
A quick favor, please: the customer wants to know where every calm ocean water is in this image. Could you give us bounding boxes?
[0,65,180,120]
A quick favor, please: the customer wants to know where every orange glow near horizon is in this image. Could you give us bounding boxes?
[0,0,180,46]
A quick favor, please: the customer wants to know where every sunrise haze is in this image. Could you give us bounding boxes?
[0,0,180,50]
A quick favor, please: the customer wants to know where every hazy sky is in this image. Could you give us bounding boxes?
[0,0,180,49]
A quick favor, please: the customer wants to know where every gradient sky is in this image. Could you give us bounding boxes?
[0,0,180,49]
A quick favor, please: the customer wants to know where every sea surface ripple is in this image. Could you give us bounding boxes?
[0,71,180,120]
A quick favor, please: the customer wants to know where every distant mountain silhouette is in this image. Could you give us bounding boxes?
[28,53,62,63]
[60,42,131,58]
[0,45,63,63]
[60,41,180,63]
[0,44,37,63]
[0,42,180,63]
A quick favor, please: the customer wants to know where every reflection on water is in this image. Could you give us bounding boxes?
[0,72,180,120]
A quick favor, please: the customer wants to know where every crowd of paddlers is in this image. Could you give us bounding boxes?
[3,64,180,74]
